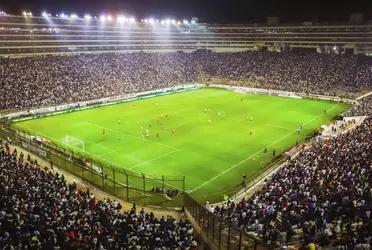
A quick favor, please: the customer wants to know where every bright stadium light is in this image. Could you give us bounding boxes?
[183,19,189,24]
[41,11,47,17]
[23,11,32,17]
[191,20,196,24]
[107,15,112,22]
[171,19,176,24]
[70,13,78,19]
[165,19,171,24]
[84,14,92,20]
[143,18,148,23]
[117,15,125,23]
[161,19,165,24]
[129,17,135,23]
[177,20,181,25]
[60,13,66,18]
[149,18,155,24]
[100,15,106,22]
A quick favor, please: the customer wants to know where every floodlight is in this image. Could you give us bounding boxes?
[107,15,112,21]
[23,11,32,17]
[165,19,171,24]
[171,19,176,24]
[60,13,66,18]
[116,15,127,24]
[84,14,92,20]
[191,20,196,24]
[42,11,48,17]
[183,20,189,24]
[129,17,135,23]
[149,18,155,24]
[100,15,106,22]
[70,13,78,19]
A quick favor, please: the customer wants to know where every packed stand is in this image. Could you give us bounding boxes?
[0,53,198,110]
[212,118,371,248]
[344,95,372,117]
[199,51,372,98]
[0,143,197,249]
[1,51,371,111]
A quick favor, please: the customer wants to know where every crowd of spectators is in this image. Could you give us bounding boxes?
[0,143,197,249]
[212,118,371,248]
[344,95,372,117]
[200,51,372,98]
[0,53,197,110]
[1,51,371,111]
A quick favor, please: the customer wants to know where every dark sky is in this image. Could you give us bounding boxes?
[1,0,371,23]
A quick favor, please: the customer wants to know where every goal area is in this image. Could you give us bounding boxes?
[62,135,85,151]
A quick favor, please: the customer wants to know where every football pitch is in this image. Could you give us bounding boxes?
[12,88,349,202]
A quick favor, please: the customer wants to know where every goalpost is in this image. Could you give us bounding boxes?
[62,135,85,151]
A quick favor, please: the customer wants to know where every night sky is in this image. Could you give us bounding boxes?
[1,0,371,23]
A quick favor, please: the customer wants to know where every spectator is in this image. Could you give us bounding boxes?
[0,145,196,249]
[214,118,371,248]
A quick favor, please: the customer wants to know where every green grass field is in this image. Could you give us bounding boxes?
[12,88,349,202]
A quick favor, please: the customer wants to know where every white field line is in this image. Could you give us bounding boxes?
[78,121,179,151]
[15,122,183,191]
[128,149,179,170]
[189,104,339,193]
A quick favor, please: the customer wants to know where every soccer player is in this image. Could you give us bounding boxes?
[208,119,212,124]
[156,132,160,138]
[172,128,176,134]
[117,120,121,125]
[102,129,106,136]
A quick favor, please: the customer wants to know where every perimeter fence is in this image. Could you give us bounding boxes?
[2,124,185,207]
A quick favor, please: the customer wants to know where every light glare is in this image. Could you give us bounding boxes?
[84,14,92,20]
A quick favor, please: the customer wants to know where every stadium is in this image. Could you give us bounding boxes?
[0,1,371,249]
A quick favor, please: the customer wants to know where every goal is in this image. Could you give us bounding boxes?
[62,135,85,151]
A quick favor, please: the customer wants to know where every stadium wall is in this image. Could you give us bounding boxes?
[2,83,357,123]
[208,83,357,104]
[1,84,204,121]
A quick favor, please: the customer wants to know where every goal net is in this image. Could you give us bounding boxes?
[62,135,85,151]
